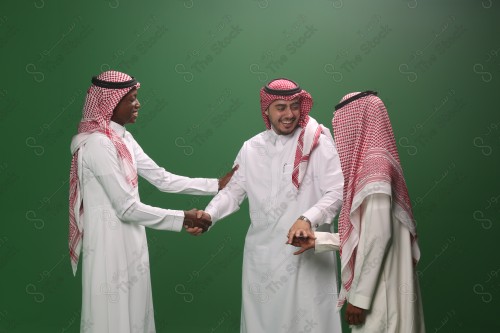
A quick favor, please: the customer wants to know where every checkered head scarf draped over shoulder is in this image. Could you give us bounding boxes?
[260,78,324,189]
[68,70,140,275]
[332,92,419,306]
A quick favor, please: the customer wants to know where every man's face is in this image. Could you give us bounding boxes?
[265,98,301,135]
[111,88,140,125]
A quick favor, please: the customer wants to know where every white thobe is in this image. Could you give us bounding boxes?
[205,128,344,333]
[72,121,218,333]
[315,193,425,333]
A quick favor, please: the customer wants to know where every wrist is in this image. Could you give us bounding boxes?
[298,215,311,226]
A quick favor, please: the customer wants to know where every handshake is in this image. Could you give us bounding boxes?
[182,209,212,235]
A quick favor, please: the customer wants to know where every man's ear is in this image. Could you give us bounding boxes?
[265,109,269,116]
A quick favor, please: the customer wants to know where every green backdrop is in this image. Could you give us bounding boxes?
[1,0,499,332]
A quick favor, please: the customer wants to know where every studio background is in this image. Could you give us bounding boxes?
[1,0,498,332]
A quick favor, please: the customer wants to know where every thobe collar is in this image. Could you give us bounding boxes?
[265,126,300,146]
[110,121,127,138]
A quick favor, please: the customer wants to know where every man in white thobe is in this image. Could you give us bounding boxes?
[194,78,344,332]
[69,71,234,333]
[290,91,425,332]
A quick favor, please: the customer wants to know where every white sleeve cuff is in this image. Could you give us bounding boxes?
[301,207,322,228]
[169,212,185,232]
[314,232,340,253]
[208,178,219,194]
[348,293,371,310]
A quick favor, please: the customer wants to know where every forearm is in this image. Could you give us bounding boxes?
[141,167,219,195]
[314,231,340,253]
[134,141,218,195]
[157,175,218,195]
[302,196,342,227]
[120,201,184,232]
[204,182,246,225]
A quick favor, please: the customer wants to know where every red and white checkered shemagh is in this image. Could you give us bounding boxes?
[68,71,140,275]
[260,78,321,189]
[332,92,419,306]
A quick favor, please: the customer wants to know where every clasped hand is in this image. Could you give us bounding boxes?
[183,209,212,236]
[286,219,316,255]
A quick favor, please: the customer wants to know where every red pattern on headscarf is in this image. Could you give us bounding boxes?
[68,71,140,274]
[260,78,318,189]
[332,92,419,305]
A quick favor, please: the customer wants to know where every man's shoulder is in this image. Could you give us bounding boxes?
[317,132,335,147]
[246,130,267,143]
[86,131,108,142]
[310,132,339,161]
[240,131,268,149]
[84,132,116,153]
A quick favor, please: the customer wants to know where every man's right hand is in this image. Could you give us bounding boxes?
[183,209,212,235]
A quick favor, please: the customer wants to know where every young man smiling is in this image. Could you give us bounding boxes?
[188,78,344,332]
[265,98,301,135]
